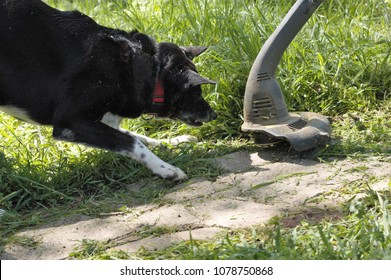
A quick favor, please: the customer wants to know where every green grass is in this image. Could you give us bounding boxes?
[0,0,390,259]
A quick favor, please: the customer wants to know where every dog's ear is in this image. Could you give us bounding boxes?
[183,69,216,89]
[107,35,136,63]
[92,34,133,63]
[132,33,156,56]
[180,46,208,60]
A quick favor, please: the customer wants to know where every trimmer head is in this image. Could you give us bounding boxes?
[241,0,331,151]
[242,111,331,152]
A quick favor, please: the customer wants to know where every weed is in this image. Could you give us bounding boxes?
[69,239,133,260]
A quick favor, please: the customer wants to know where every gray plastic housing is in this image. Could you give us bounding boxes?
[241,0,331,151]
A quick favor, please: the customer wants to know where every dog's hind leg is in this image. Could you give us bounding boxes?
[121,131,164,147]
[101,112,198,148]
[121,131,198,148]
[53,120,187,181]
[118,140,187,181]
[163,135,198,146]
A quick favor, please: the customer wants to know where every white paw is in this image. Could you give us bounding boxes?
[0,209,6,217]
[168,135,198,146]
[153,163,188,181]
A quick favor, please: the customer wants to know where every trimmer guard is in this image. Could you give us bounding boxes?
[242,112,331,152]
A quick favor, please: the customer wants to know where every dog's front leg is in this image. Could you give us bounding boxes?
[53,120,187,181]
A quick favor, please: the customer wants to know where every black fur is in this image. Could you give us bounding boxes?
[0,0,217,180]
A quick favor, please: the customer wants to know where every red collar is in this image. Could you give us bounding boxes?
[152,79,164,104]
[147,78,165,115]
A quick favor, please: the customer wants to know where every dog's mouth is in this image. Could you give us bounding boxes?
[173,109,218,127]
[187,120,204,127]
[169,107,217,127]
[179,116,204,127]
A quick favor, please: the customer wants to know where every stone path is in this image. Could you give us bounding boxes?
[1,149,390,259]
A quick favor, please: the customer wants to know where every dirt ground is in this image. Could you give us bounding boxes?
[1,148,390,259]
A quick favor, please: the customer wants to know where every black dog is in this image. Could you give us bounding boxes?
[0,0,217,181]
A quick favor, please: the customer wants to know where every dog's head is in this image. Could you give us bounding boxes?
[90,33,217,126]
[155,43,217,126]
